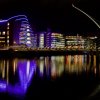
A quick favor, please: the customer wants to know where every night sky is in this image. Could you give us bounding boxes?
[0,0,100,34]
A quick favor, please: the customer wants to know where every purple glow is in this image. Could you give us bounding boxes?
[22,21,29,23]
[18,60,36,91]
[0,60,36,95]
[0,82,7,92]
[15,18,28,21]
[8,15,27,21]
[0,20,7,23]
[0,15,27,23]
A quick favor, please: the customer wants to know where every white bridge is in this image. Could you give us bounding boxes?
[72,4,100,29]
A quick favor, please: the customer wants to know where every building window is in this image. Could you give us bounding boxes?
[27,33,30,36]
[7,40,9,43]
[27,26,29,28]
[27,37,31,40]
[26,41,31,44]
[7,27,9,30]
[27,29,30,32]
[7,23,10,26]
[2,31,5,35]
[7,36,9,39]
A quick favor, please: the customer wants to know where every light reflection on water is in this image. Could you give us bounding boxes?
[0,54,99,96]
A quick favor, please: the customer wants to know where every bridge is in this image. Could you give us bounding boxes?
[72,3,100,50]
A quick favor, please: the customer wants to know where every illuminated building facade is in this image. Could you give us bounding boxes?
[38,31,51,48]
[0,21,10,47]
[0,15,97,50]
[65,34,97,50]
[85,36,97,50]
[39,32,46,48]
[0,15,33,47]
[51,33,65,48]
[33,33,38,48]
[65,35,85,50]
[37,32,65,49]
[46,29,51,48]
[19,20,34,47]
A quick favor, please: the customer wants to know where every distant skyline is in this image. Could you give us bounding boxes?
[0,0,100,33]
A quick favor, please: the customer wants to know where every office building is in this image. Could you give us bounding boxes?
[51,33,65,48]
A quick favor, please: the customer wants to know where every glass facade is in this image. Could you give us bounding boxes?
[0,15,34,48]
[19,21,33,47]
[39,33,45,48]
[65,35,85,50]
[51,33,65,48]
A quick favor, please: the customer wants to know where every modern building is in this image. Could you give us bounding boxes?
[51,33,65,49]
[37,31,51,49]
[33,33,38,48]
[65,34,85,50]
[36,32,65,49]
[46,29,52,48]
[65,34,97,50]
[39,32,46,48]
[0,15,33,48]
[0,15,97,51]
[0,21,9,47]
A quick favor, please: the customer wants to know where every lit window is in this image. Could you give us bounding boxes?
[2,31,5,35]
[40,37,44,39]
[7,23,10,26]
[27,33,30,36]
[1,41,5,43]
[40,34,44,36]
[26,41,31,44]
[27,38,31,40]
[7,40,9,43]
[0,37,5,39]
[7,27,9,30]
[27,26,29,28]
[27,29,30,32]
[7,36,9,38]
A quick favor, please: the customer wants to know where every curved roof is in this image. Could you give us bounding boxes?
[0,15,28,23]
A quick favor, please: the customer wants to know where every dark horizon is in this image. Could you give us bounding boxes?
[0,0,100,33]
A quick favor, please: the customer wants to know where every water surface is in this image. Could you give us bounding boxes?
[0,54,100,100]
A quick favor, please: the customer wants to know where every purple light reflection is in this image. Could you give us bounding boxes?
[0,15,27,23]
[0,81,7,92]
[19,60,36,91]
[0,59,36,95]
[15,18,28,21]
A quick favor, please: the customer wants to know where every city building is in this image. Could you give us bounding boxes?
[0,15,97,51]
[65,34,97,50]
[0,21,9,47]
[46,29,52,48]
[33,33,38,48]
[37,31,51,49]
[37,32,65,49]
[0,15,33,48]
[65,34,85,50]
[51,33,65,49]
[39,32,46,48]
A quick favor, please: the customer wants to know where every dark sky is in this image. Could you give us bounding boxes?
[0,0,100,33]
